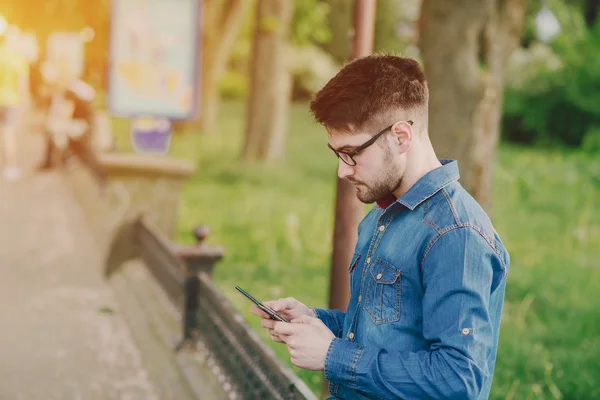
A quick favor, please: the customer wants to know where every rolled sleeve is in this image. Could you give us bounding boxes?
[324,338,364,388]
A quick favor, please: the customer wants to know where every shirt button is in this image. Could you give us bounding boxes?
[348,332,355,340]
[366,257,371,264]
[358,295,362,303]
[379,225,386,232]
[376,273,383,280]
[461,328,471,335]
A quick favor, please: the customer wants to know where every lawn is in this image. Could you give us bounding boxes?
[114,101,600,399]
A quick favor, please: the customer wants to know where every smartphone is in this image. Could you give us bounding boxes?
[235,286,289,323]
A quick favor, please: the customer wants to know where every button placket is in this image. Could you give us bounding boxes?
[358,210,394,328]
[363,212,390,270]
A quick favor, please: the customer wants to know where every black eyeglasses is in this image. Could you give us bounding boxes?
[328,120,413,166]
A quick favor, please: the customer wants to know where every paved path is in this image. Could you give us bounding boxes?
[0,130,160,399]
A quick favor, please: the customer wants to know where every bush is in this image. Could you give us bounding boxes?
[502,11,600,147]
[582,126,600,154]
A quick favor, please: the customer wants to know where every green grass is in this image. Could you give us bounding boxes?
[114,101,600,399]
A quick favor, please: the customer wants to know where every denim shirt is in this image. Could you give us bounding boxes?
[314,160,509,400]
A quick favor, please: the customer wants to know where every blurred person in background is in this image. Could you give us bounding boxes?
[0,20,30,181]
[37,59,106,186]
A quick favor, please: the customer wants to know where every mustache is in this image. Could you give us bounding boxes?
[347,178,365,186]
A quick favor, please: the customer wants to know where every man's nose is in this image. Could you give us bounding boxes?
[337,159,355,179]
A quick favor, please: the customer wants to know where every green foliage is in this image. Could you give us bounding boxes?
[259,15,280,33]
[521,0,544,47]
[503,2,600,147]
[113,101,600,399]
[218,0,335,101]
[373,0,406,54]
[218,69,249,99]
[581,125,600,153]
[319,0,353,63]
[291,0,331,46]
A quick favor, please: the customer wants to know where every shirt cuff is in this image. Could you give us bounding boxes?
[324,337,364,389]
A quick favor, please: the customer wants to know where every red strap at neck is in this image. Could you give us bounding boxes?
[376,193,396,209]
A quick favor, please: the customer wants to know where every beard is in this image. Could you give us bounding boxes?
[352,148,403,204]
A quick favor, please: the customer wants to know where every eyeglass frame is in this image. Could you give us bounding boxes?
[327,120,414,166]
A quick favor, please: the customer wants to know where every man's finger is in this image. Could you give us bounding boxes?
[269,330,284,343]
[265,297,298,312]
[263,300,282,312]
[261,319,276,330]
[273,320,300,336]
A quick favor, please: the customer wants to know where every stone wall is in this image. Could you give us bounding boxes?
[66,152,196,264]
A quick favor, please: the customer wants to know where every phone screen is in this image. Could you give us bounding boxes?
[235,286,289,323]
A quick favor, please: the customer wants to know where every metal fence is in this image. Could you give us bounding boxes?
[130,217,317,400]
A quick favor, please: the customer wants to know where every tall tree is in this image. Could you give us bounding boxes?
[200,0,251,133]
[242,0,294,162]
[420,0,527,211]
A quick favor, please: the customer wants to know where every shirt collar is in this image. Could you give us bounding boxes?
[397,159,459,210]
[375,159,460,210]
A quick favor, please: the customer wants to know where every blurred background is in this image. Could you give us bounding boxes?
[0,0,599,399]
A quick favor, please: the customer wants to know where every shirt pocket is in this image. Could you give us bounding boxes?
[364,258,401,325]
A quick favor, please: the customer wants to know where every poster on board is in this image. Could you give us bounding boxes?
[108,0,200,120]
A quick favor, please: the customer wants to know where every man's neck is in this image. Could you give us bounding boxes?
[392,141,442,199]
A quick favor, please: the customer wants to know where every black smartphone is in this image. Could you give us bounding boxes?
[235,286,289,323]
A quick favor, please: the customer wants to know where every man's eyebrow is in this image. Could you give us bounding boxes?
[329,144,357,152]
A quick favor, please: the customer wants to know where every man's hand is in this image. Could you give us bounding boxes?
[273,315,335,371]
[250,297,316,343]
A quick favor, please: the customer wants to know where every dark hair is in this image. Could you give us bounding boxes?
[310,54,428,133]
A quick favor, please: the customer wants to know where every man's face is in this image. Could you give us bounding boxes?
[328,130,405,204]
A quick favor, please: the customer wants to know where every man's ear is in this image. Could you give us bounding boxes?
[390,120,413,154]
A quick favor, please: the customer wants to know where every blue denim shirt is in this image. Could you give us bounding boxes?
[314,160,509,400]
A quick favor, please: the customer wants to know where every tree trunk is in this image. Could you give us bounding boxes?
[198,0,251,134]
[242,0,294,162]
[420,0,526,212]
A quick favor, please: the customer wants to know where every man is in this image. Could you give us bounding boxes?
[252,55,509,399]
[38,60,106,186]
[0,27,29,181]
